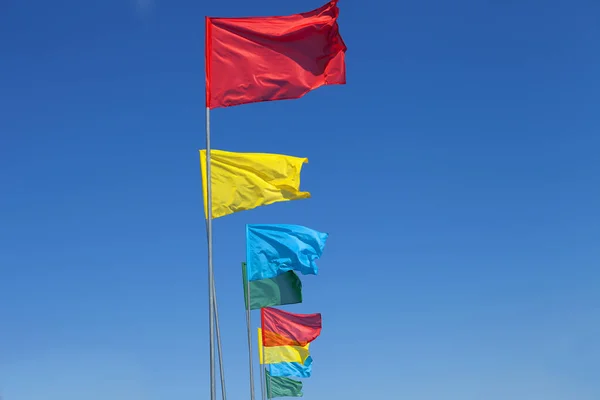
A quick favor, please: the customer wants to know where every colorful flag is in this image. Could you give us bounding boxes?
[265,370,303,398]
[269,357,313,379]
[246,224,328,281]
[242,263,303,310]
[205,0,346,109]
[262,307,322,347]
[199,150,310,219]
[258,329,310,365]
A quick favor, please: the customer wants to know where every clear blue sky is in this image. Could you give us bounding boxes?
[1,0,599,399]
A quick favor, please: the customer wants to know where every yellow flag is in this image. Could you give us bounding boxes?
[199,149,311,219]
[258,328,310,364]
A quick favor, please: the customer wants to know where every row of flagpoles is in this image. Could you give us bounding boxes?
[202,1,346,399]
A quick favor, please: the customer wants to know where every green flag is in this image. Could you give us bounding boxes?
[265,370,303,398]
[242,263,303,310]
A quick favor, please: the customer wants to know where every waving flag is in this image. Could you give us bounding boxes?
[261,307,322,347]
[269,357,313,379]
[206,0,346,108]
[265,370,304,398]
[246,224,327,281]
[243,263,303,310]
[258,328,310,365]
[200,150,310,219]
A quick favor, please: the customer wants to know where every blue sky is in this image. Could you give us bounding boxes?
[1,0,599,399]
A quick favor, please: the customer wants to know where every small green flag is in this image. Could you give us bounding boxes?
[242,263,303,310]
[265,369,303,398]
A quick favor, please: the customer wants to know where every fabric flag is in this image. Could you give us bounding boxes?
[258,329,310,365]
[242,263,303,310]
[199,150,310,219]
[269,357,313,379]
[205,0,346,109]
[265,370,303,398]
[246,224,328,281]
[262,307,322,347]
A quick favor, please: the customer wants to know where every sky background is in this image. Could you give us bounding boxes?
[1,0,599,399]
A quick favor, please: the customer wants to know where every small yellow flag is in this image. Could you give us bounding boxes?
[258,328,311,364]
[199,149,311,219]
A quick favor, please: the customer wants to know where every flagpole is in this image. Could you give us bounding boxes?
[204,221,226,400]
[260,360,266,400]
[267,364,272,400]
[260,340,267,400]
[205,106,217,400]
[257,311,265,400]
[243,264,256,400]
[212,280,227,400]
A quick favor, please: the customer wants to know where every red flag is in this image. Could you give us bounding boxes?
[205,0,346,109]
[261,307,322,347]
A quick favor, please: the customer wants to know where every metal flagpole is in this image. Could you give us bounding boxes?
[260,337,267,400]
[267,364,272,400]
[243,264,256,400]
[205,106,217,400]
[212,280,227,400]
[204,219,226,400]
[260,359,266,400]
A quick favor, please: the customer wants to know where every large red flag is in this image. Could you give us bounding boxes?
[205,0,346,109]
[261,307,322,347]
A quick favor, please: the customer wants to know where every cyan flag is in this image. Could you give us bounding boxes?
[269,357,313,378]
[246,224,328,281]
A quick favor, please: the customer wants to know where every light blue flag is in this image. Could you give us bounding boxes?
[246,224,328,281]
[269,357,313,378]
